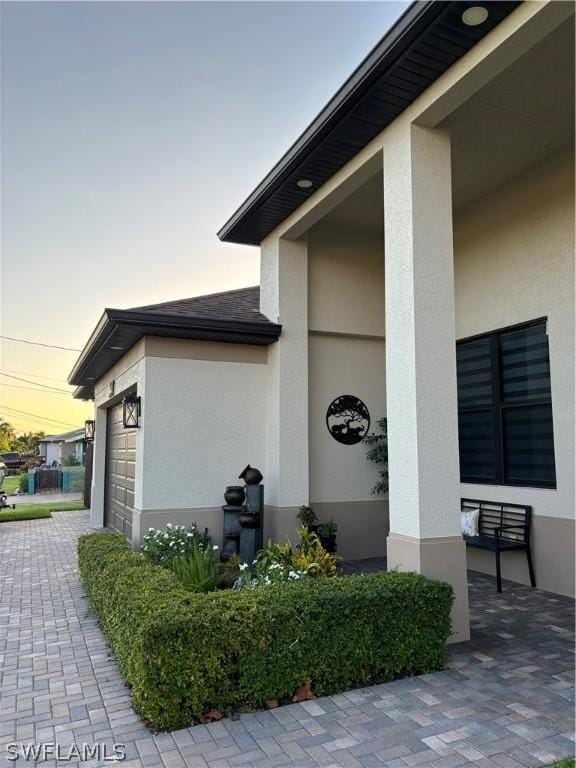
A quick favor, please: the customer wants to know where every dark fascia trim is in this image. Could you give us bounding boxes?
[68,308,282,390]
[73,385,94,402]
[217,0,444,244]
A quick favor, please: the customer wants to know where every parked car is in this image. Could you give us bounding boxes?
[0,452,45,473]
[0,452,24,472]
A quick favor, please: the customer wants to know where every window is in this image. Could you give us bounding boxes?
[456,320,556,488]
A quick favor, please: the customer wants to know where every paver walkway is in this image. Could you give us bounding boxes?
[0,511,574,768]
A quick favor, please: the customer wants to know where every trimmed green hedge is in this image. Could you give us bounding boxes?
[78,532,454,731]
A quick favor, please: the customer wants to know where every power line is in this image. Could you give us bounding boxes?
[0,383,70,396]
[0,335,81,352]
[0,414,51,433]
[0,373,71,394]
[1,368,69,384]
[0,413,78,434]
[0,405,79,429]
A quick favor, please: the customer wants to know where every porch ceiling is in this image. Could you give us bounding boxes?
[218,0,521,246]
[448,16,574,211]
[304,17,574,237]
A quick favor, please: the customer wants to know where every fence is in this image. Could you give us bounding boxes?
[27,466,86,494]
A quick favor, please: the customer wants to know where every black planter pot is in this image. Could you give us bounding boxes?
[318,534,337,554]
[224,486,245,506]
[238,512,260,529]
[307,524,319,534]
[239,465,263,486]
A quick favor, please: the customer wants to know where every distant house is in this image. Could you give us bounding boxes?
[38,429,85,466]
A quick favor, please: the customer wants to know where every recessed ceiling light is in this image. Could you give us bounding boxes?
[109,346,124,351]
[296,179,313,189]
[462,6,488,25]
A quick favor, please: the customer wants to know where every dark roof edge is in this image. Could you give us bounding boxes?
[217,0,442,243]
[68,308,281,388]
[68,311,116,386]
[73,385,93,401]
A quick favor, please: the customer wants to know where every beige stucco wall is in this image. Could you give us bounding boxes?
[141,352,267,510]
[454,148,575,596]
[91,337,268,547]
[308,224,385,337]
[307,225,388,558]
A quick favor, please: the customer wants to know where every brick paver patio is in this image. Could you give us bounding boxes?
[0,511,573,768]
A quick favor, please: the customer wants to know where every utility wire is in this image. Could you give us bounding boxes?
[0,414,79,434]
[0,415,50,433]
[0,383,70,396]
[0,335,81,352]
[1,368,69,384]
[0,405,79,429]
[0,372,71,394]
[0,410,78,431]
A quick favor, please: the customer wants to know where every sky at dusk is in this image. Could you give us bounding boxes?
[1,0,408,435]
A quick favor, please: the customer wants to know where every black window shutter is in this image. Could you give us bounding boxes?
[456,320,556,489]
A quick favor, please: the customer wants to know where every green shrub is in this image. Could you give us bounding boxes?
[169,543,219,593]
[242,527,339,587]
[61,455,81,467]
[78,531,454,732]
[364,416,389,495]
[18,471,29,494]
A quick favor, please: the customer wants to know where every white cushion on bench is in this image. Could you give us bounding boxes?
[461,508,480,537]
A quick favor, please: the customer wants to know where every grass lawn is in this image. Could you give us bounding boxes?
[0,501,86,523]
[1,475,21,495]
[550,761,575,768]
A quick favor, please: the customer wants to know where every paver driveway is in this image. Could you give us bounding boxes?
[0,511,574,768]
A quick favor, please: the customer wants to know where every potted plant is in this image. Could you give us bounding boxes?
[297,504,318,533]
[317,519,338,553]
[363,416,388,495]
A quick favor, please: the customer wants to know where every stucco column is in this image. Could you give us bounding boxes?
[383,123,470,642]
[260,235,309,540]
[90,405,107,529]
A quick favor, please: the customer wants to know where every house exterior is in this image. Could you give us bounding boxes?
[38,429,86,466]
[70,0,575,641]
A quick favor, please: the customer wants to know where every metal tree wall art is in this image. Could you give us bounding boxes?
[326,395,370,445]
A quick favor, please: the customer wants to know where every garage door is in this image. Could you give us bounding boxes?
[104,401,136,539]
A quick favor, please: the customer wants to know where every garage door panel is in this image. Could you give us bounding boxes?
[105,401,136,538]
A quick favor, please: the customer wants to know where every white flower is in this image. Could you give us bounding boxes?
[167,523,173,529]
[212,545,219,551]
[148,527,155,532]
[239,563,248,571]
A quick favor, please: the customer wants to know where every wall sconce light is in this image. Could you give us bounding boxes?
[84,420,95,442]
[123,395,141,428]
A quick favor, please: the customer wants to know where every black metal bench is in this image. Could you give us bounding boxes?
[461,498,536,593]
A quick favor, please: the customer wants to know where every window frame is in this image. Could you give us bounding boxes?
[457,317,556,490]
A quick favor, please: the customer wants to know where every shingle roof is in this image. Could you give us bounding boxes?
[129,286,270,324]
[41,429,85,443]
[69,285,281,399]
